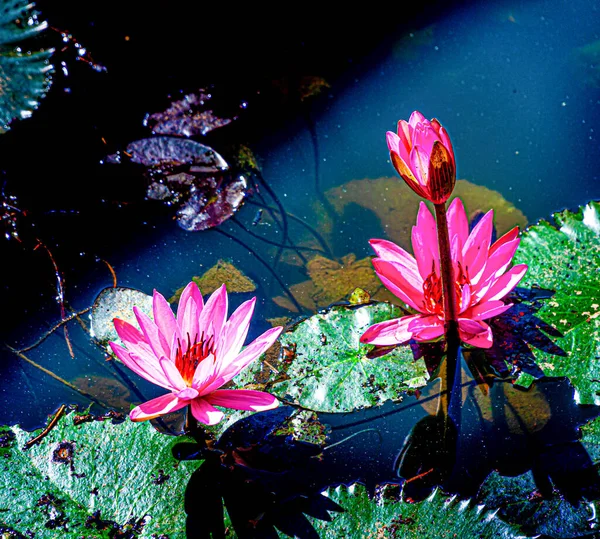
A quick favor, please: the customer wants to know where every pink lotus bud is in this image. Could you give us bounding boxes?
[386,111,456,204]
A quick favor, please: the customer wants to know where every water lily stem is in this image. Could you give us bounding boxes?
[433,203,460,349]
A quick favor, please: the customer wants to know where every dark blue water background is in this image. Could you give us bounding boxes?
[1,0,599,429]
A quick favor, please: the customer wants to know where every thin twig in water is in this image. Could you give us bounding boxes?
[246,199,335,259]
[16,307,91,353]
[231,217,318,259]
[5,345,109,409]
[23,404,66,450]
[101,258,118,288]
[215,228,304,313]
[34,239,74,358]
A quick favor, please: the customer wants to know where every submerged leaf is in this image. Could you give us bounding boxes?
[324,178,527,251]
[144,88,234,137]
[0,411,197,538]
[273,253,395,312]
[0,0,53,133]
[170,259,256,302]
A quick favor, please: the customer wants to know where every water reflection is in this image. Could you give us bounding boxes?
[178,348,600,537]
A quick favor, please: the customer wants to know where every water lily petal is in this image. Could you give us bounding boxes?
[462,210,494,274]
[159,357,186,390]
[410,144,431,186]
[387,130,410,165]
[204,389,279,412]
[198,284,228,343]
[176,281,203,350]
[217,297,256,365]
[216,326,283,385]
[447,198,469,251]
[489,226,519,257]
[458,319,493,348]
[190,354,220,393]
[397,120,413,154]
[407,315,445,341]
[190,398,224,425]
[130,393,187,422]
[459,283,472,313]
[113,318,157,363]
[109,342,172,389]
[408,110,427,127]
[369,239,419,275]
[152,290,178,360]
[413,202,439,277]
[372,259,424,311]
[133,306,170,359]
[360,315,415,346]
[391,151,423,194]
[480,264,528,302]
[437,126,454,165]
[468,300,512,321]
[478,239,521,285]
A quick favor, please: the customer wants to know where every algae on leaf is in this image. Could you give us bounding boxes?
[0,0,53,133]
[0,411,198,538]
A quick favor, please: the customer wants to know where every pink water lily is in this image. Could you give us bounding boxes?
[360,198,528,348]
[109,283,283,425]
[387,110,456,204]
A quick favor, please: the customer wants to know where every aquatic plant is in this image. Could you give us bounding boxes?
[109,282,282,425]
[360,199,528,348]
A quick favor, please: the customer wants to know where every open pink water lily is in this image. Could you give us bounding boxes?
[387,110,456,204]
[360,198,528,348]
[109,283,283,425]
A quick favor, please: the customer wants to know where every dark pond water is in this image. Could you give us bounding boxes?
[0,0,599,534]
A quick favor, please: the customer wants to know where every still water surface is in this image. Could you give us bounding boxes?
[1,0,599,443]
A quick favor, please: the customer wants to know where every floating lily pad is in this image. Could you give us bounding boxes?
[170,259,256,302]
[309,484,520,538]
[239,302,428,413]
[273,253,396,312]
[0,0,53,133]
[512,201,600,406]
[325,178,528,251]
[89,286,153,346]
[105,136,229,170]
[0,411,197,538]
[144,88,234,137]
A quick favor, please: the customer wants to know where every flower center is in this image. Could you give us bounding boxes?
[174,332,215,385]
[422,262,471,315]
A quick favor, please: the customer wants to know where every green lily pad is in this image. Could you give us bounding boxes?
[0,411,198,538]
[239,303,429,413]
[309,484,521,538]
[0,0,53,133]
[89,286,154,347]
[513,201,600,405]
